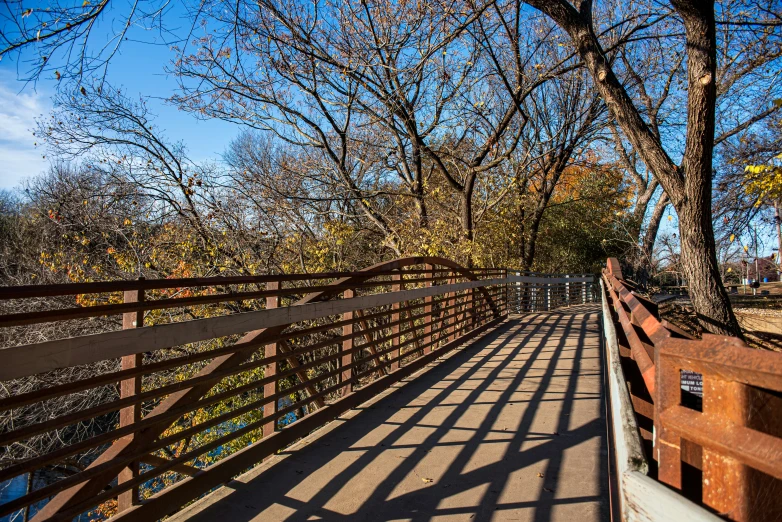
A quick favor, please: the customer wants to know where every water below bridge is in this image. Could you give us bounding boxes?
[170,304,608,522]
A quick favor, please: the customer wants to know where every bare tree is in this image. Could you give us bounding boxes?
[607,0,781,284]
[521,0,753,335]
[0,0,176,84]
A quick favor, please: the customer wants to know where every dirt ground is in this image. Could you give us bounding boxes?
[655,290,782,352]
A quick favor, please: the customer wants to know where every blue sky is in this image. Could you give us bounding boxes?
[0,7,238,190]
[0,5,776,258]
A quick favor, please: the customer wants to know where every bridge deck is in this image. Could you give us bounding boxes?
[172,305,607,522]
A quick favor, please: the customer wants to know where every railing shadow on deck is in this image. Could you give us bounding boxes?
[171,308,608,522]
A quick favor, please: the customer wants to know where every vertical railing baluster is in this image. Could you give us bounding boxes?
[118,284,144,511]
[474,276,479,325]
[391,272,401,371]
[263,281,279,440]
[546,282,551,311]
[424,264,433,355]
[448,272,453,335]
[342,289,354,394]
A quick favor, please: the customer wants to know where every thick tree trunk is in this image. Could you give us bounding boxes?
[677,198,740,333]
[458,171,477,267]
[524,0,742,336]
[411,141,429,229]
[673,0,740,336]
[415,179,429,230]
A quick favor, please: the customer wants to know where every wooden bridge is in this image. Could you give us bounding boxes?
[0,257,780,521]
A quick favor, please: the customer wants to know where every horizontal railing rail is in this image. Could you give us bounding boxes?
[0,257,596,521]
[601,258,782,521]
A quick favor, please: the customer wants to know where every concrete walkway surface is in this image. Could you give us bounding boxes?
[171,305,608,522]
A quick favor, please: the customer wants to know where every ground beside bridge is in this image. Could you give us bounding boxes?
[171,304,608,522]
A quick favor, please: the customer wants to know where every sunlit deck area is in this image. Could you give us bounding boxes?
[171,305,607,522]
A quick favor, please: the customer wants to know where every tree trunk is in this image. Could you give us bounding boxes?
[678,198,740,334]
[524,0,742,336]
[415,184,428,230]
[631,181,658,240]
[641,191,668,261]
[673,0,740,336]
[521,203,547,270]
[775,201,782,278]
[411,141,429,229]
[461,172,477,263]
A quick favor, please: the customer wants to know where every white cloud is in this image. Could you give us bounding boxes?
[0,73,51,190]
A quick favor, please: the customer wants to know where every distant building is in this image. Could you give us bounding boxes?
[743,256,781,282]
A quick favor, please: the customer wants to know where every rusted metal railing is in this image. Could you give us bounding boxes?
[0,256,601,521]
[602,258,782,522]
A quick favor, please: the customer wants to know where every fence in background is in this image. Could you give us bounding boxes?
[0,257,597,521]
[602,258,782,522]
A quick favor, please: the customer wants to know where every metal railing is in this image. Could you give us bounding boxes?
[601,258,782,522]
[505,271,597,313]
[0,257,598,521]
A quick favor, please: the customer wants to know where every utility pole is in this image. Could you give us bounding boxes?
[754,225,760,295]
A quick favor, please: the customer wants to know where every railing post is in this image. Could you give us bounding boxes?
[502,268,508,316]
[448,271,456,342]
[469,281,476,331]
[424,264,433,355]
[656,351,682,490]
[530,282,535,313]
[118,285,144,511]
[702,377,750,519]
[391,272,402,371]
[263,281,279,440]
[342,289,354,395]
